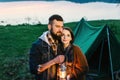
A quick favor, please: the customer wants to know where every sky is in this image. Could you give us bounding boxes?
[0,1,120,25]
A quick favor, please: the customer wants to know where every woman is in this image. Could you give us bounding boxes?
[58,27,89,80]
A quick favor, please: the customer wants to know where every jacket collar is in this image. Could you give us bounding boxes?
[39,31,58,55]
[39,31,50,46]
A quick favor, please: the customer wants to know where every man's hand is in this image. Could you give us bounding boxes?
[53,55,65,64]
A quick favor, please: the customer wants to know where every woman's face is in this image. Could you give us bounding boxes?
[61,29,72,46]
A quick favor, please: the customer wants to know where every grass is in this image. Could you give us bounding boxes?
[0,20,120,80]
[0,24,47,80]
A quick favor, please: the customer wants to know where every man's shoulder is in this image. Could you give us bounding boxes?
[33,39,42,44]
[32,39,48,47]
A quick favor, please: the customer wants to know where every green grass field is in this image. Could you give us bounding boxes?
[0,20,120,80]
[0,24,47,80]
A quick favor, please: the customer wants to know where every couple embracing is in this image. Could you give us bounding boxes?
[29,14,89,80]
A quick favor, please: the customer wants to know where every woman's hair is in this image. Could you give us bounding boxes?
[63,27,74,44]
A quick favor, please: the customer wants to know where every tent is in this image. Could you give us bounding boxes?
[73,18,120,80]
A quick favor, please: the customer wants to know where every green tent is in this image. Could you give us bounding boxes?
[73,18,120,80]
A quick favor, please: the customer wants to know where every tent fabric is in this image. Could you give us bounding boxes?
[73,18,120,79]
[74,18,104,55]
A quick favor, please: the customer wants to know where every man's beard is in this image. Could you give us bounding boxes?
[50,30,61,42]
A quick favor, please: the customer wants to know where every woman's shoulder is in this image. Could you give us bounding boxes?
[73,44,82,52]
[72,44,81,51]
[72,44,84,56]
[73,44,84,52]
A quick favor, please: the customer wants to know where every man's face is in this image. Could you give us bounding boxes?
[49,19,63,37]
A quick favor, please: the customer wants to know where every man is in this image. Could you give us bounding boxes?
[29,14,65,80]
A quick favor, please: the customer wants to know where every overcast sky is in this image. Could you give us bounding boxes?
[0,1,120,25]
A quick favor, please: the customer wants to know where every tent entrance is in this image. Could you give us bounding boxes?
[88,39,111,79]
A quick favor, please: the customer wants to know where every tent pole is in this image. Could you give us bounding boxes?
[106,27,114,80]
[98,39,104,74]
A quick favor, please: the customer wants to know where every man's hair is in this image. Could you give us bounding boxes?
[48,14,63,24]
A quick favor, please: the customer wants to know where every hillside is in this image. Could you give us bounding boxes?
[0,20,120,80]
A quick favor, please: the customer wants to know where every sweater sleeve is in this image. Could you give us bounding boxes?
[71,45,89,79]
